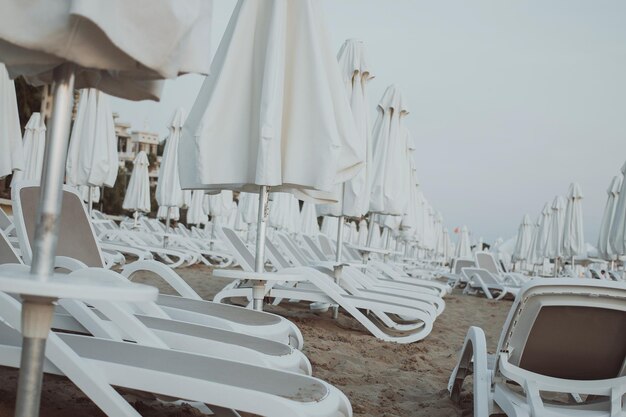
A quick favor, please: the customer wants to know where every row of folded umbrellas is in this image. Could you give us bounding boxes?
[510,165,626,267]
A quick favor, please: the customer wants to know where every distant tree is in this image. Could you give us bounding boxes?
[102,168,128,215]
[14,77,42,130]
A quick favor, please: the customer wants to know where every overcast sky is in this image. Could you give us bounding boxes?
[110,0,626,244]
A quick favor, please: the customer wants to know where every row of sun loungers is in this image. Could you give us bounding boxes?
[0,182,624,416]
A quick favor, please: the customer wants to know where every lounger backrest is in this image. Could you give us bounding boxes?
[263,238,292,270]
[276,234,309,267]
[316,234,336,259]
[219,227,255,272]
[301,235,328,262]
[475,252,500,274]
[0,229,21,265]
[462,267,500,286]
[13,184,105,268]
[517,305,626,380]
[453,259,475,275]
[496,280,626,383]
[0,208,12,231]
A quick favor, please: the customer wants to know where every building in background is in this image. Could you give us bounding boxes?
[114,113,161,185]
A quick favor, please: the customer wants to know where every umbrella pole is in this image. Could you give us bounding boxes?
[253,185,270,311]
[15,64,75,417]
[87,186,93,217]
[164,209,171,248]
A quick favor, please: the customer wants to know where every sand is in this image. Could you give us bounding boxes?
[0,264,512,417]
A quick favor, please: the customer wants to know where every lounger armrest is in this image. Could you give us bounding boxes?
[498,353,626,406]
[448,326,491,417]
[121,260,202,300]
[54,256,89,271]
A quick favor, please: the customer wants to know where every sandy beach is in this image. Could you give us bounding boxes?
[0,264,512,417]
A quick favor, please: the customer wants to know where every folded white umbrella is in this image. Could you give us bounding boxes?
[66,89,117,188]
[0,2,214,414]
[369,221,382,248]
[348,221,358,244]
[206,190,234,231]
[0,0,213,100]
[207,190,234,217]
[357,219,368,246]
[531,202,552,265]
[178,0,363,310]
[0,63,23,179]
[318,38,373,218]
[513,214,534,262]
[65,88,118,214]
[562,183,585,259]
[12,112,46,183]
[238,192,260,226]
[609,161,626,258]
[442,228,452,264]
[157,205,180,222]
[300,202,319,236]
[455,225,471,258]
[186,190,207,226]
[179,1,362,194]
[232,202,249,233]
[122,151,151,214]
[321,215,339,238]
[156,108,187,228]
[369,85,411,216]
[598,175,622,261]
[545,196,566,270]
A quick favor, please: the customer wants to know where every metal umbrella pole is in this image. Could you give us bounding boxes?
[87,186,93,217]
[252,185,270,311]
[14,64,75,417]
[163,208,171,248]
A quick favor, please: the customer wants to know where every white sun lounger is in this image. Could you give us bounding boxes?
[214,228,435,343]
[475,251,529,286]
[307,233,450,297]
[275,233,445,317]
[449,279,626,417]
[461,267,519,300]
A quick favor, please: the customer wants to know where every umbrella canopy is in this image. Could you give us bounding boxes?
[369,221,382,248]
[455,225,471,258]
[12,112,46,183]
[442,228,452,264]
[513,214,534,262]
[0,0,213,100]
[156,108,187,209]
[157,206,180,222]
[318,38,373,217]
[122,151,151,213]
[0,63,23,179]
[321,215,339,238]
[269,192,300,233]
[531,202,552,265]
[544,196,566,259]
[66,88,118,189]
[186,190,207,225]
[369,85,410,216]
[562,183,585,258]
[206,190,234,218]
[598,175,622,260]
[609,161,626,258]
[179,0,363,195]
[300,202,320,236]
[238,192,260,225]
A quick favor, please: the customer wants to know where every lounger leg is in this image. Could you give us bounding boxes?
[448,326,491,417]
